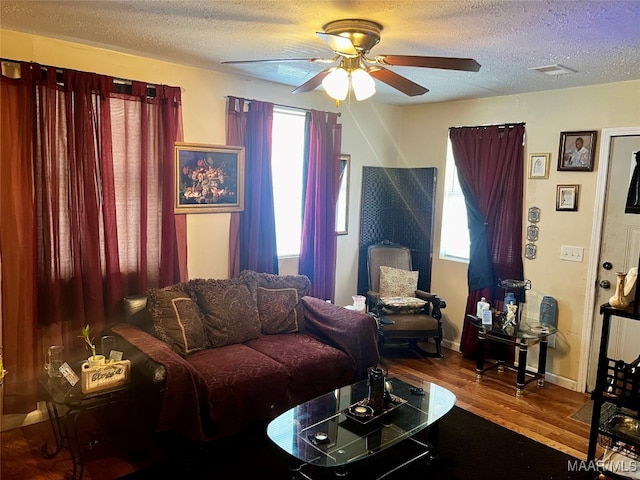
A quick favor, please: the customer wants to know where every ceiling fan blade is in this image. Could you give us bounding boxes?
[316,32,358,56]
[222,57,334,65]
[292,69,332,94]
[374,55,481,72]
[368,67,429,97]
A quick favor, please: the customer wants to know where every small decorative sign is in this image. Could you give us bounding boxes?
[481,309,493,327]
[59,362,79,386]
[109,350,124,362]
[81,359,130,394]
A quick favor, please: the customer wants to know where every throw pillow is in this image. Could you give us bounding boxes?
[379,265,419,297]
[239,270,311,334]
[187,278,261,347]
[147,287,210,357]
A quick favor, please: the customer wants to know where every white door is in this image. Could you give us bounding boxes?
[586,133,640,392]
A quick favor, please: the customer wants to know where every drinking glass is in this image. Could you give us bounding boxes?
[45,345,64,378]
[101,335,116,360]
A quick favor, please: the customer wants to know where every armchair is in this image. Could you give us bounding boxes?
[366,241,446,358]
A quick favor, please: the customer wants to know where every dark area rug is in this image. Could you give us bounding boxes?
[122,406,587,480]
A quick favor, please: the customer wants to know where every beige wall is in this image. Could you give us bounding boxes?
[2,28,640,390]
[399,83,640,388]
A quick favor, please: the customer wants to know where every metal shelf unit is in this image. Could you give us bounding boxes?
[586,304,640,480]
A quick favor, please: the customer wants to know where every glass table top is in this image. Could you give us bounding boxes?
[266,377,456,469]
[468,314,558,340]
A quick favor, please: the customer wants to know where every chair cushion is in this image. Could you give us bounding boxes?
[380,296,427,314]
[379,265,419,297]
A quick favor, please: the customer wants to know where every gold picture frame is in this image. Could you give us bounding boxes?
[528,153,550,179]
[174,143,245,213]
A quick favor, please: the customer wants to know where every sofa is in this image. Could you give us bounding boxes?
[111,270,380,442]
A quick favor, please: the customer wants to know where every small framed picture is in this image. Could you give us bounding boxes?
[528,153,550,179]
[557,131,597,171]
[525,243,537,260]
[556,184,579,211]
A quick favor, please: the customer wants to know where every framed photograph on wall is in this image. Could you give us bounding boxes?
[557,131,597,171]
[528,153,550,179]
[174,143,245,213]
[556,184,579,211]
[336,154,350,235]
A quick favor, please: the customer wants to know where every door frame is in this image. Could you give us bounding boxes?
[578,126,640,393]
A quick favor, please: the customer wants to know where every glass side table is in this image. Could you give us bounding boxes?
[467,314,557,397]
[39,372,130,480]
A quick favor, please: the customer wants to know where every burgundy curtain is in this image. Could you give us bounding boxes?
[449,123,525,358]
[299,110,342,301]
[226,96,278,277]
[0,62,184,413]
[0,64,38,413]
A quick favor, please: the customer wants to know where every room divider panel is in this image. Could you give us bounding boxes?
[357,167,437,296]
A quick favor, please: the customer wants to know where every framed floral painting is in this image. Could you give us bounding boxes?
[174,143,245,213]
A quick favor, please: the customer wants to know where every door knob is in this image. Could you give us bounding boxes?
[602,262,613,270]
[599,280,611,289]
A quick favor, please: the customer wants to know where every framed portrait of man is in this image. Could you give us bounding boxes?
[557,131,597,171]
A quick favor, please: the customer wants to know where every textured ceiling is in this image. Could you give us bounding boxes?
[1,0,639,105]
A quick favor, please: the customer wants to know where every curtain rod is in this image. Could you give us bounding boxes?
[1,58,160,96]
[226,96,341,117]
[450,122,525,129]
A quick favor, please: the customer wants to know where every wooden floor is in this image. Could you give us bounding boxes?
[384,345,593,460]
[0,347,594,480]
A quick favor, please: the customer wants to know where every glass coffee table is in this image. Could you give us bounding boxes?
[267,377,456,479]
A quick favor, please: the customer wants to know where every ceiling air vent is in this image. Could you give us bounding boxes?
[529,64,577,76]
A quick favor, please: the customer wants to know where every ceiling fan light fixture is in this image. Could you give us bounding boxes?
[322,67,349,101]
[351,68,376,100]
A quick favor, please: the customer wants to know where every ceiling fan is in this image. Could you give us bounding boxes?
[221,19,481,100]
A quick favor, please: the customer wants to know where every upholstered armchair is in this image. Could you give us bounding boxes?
[366,241,446,358]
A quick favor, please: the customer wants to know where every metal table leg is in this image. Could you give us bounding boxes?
[537,337,548,387]
[476,329,486,382]
[516,340,528,398]
[42,400,65,458]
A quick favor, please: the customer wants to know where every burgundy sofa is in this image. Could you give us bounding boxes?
[111,270,380,442]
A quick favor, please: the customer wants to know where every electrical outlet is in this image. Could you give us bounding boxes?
[560,245,584,262]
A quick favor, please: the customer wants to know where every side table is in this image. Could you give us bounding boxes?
[467,314,557,397]
[39,373,130,480]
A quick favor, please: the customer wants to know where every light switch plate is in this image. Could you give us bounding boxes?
[560,245,584,262]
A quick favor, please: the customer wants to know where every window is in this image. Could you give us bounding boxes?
[440,139,470,262]
[271,108,306,256]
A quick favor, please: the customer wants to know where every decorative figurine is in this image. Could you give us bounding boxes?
[506,302,518,324]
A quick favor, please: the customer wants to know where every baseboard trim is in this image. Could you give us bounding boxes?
[1,401,49,432]
[440,340,579,392]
